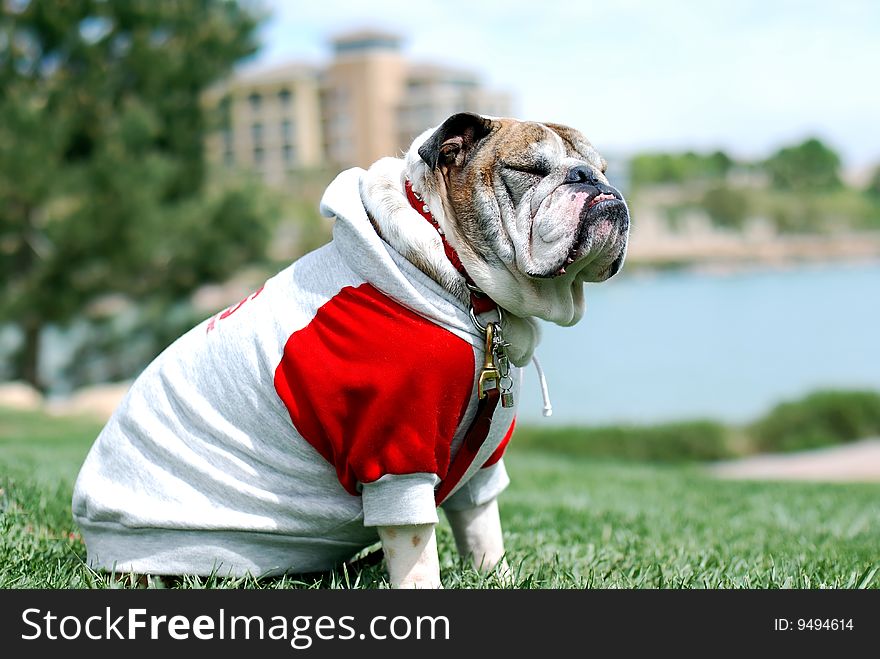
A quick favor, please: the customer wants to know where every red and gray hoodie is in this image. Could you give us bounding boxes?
[71,167,518,578]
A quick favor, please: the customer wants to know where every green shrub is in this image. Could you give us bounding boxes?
[749,390,880,454]
[511,420,731,462]
[701,185,750,229]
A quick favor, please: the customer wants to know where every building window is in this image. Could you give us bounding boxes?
[278,88,292,108]
[248,92,261,111]
[253,146,264,166]
[282,144,295,166]
[331,138,353,163]
[218,94,232,127]
[251,122,263,146]
[281,119,293,144]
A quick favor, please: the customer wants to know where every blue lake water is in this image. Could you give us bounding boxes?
[517,261,880,425]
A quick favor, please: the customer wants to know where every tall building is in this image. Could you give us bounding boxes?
[397,64,511,152]
[204,63,325,187]
[205,30,512,184]
[322,30,408,168]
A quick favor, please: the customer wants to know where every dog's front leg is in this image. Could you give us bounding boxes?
[444,498,511,581]
[377,524,441,588]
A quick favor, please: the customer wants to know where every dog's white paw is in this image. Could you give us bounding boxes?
[395,576,443,589]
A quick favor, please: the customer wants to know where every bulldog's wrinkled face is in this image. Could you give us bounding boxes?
[414,112,630,326]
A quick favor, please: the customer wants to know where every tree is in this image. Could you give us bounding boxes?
[629,150,734,189]
[763,137,843,191]
[865,164,880,201]
[701,185,750,230]
[0,0,275,392]
[706,150,734,179]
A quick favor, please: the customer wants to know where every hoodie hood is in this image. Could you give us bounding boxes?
[320,164,541,366]
[319,166,483,349]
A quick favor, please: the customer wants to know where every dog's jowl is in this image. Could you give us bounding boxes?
[72,113,630,588]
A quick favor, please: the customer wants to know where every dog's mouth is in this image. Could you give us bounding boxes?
[550,194,628,279]
[588,192,617,210]
[523,181,629,281]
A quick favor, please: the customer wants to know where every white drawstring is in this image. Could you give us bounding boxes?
[531,355,553,417]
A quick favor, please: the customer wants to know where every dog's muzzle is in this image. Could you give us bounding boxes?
[531,166,630,281]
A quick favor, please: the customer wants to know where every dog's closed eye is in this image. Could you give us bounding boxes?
[504,164,547,179]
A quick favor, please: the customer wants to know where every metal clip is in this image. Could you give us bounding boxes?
[477,322,501,399]
[492,322,515,408]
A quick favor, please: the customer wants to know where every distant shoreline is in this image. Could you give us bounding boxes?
[624,230,880,273]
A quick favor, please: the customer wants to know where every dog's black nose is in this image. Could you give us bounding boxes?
[565,165,600,186]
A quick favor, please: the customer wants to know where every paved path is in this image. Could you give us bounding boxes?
[709,438,880,483]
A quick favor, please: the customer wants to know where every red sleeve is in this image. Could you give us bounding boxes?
[482,418,515,468]
[274,284,475,495]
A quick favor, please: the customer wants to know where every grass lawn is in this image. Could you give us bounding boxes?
[1,407,877,589]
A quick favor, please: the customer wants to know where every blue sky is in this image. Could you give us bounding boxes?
[253,0,879,170]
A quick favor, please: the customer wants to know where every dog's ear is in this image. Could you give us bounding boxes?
[418,112,494,170]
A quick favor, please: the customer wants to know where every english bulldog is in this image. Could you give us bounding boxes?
[72,112,629,589]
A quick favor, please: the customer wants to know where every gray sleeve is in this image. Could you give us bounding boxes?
[361,473,440,527]
[439,459,510,512]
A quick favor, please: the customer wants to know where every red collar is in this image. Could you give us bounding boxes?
[404,179,497,315]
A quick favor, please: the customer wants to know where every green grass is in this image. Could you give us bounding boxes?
[1,407,877,589]
[513,420,732,462]
[514,389,880,462]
